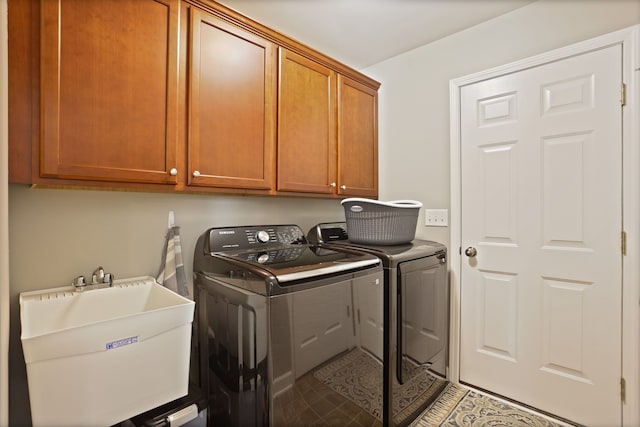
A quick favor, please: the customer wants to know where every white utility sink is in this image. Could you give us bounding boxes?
[20,276,195,427]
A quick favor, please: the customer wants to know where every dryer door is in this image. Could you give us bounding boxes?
[397,252,448,382]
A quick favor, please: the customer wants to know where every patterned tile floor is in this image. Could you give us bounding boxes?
[274,377,572,427]
[273,375,571,427]
[274,348,571,427]
[411,383,574,427]
[273,373,381,427]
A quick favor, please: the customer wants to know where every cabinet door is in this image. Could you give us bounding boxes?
[277,49,337,194]
[40,0,179,184]
[338,75,378,197]
[188,8,277,190]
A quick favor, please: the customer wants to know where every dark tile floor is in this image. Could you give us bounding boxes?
[273,373,381,427]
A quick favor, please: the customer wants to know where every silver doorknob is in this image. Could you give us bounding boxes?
[192,170,201,177]
[329,182,336,188]
[340,185,347,190]
[169,168,178,176]
[465,247,477,257]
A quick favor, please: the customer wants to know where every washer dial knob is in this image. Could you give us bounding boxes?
[256,230,270,243]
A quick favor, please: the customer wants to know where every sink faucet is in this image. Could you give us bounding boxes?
[92,266,106,285]
[72,266,114,292]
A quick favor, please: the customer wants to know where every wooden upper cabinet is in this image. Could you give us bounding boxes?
[277,49,337,194]
[10,0,379,195]
[337,75,378,197]
[187,7,277,190]
[39,0,180,184]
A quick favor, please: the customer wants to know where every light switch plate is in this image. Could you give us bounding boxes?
[425,209,448,227]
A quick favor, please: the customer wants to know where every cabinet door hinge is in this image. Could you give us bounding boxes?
[621,230,627,256]
[621,377,626,403]
[621,83,627,106]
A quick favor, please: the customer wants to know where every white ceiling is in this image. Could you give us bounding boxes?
[217,0,536,69]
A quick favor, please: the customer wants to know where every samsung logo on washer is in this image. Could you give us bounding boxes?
[219,230,235,235]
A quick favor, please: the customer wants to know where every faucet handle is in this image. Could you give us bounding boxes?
[91,266,105,285]
[104,273,114,286]
[72,275,87,292]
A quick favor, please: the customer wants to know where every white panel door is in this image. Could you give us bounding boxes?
[460,45,622,426]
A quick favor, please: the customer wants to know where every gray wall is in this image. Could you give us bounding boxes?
[8,185,344,425]
[8,0,640,424]
[366,0,640,250]
[1,0,9,423]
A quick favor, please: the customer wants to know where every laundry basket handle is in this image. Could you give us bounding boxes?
[341,198,423,208]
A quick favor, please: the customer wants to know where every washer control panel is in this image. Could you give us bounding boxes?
[208,225,307,252]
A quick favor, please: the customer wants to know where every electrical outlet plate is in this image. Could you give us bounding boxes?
[425,209,448,227]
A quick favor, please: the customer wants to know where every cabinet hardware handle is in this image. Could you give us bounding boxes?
[169,168,178,176]
[192,170,201,177]
[329,182,336,188]
[340,185,347,190]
